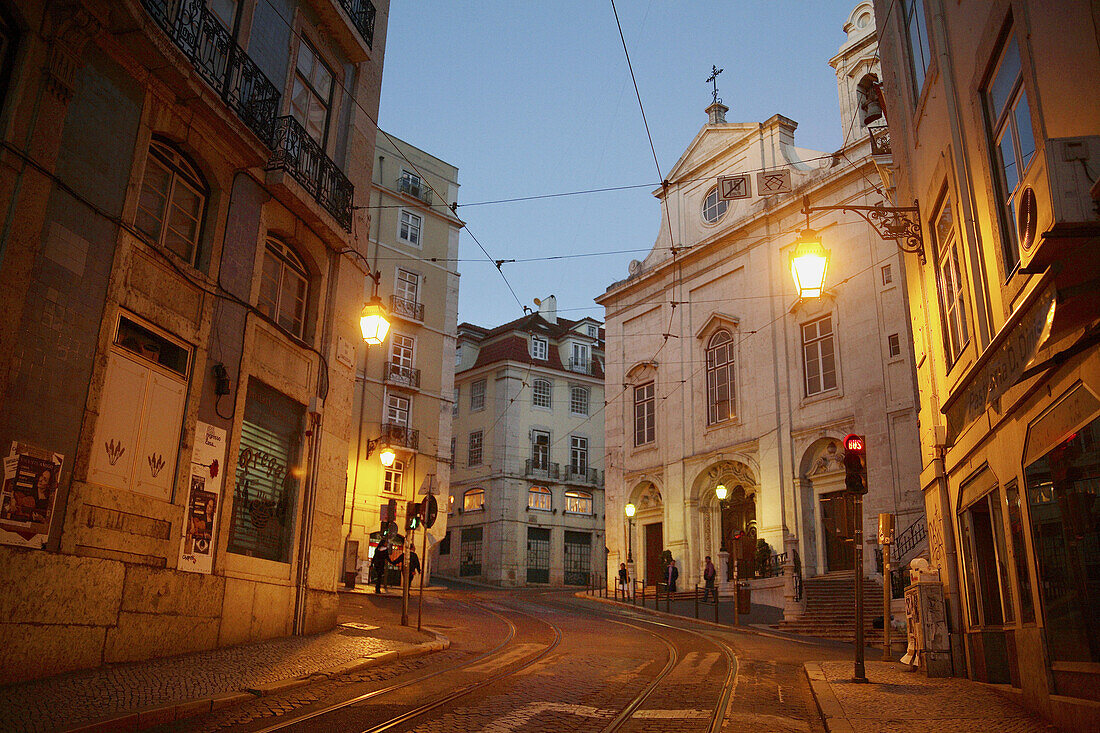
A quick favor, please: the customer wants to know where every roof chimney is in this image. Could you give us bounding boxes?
[707,101,729,125]
[535,295,557,324]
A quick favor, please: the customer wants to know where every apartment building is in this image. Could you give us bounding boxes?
[0,0,388,683]
[343,131,461,581]
[439,297,606,586]
[873,0,1100,725]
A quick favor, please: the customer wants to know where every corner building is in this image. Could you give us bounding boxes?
[598,3,924,607]
[874,0,1100,726]
[0,0,388,682]
[438,297,606,587]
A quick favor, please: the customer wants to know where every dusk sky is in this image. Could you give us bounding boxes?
[376,0,867,329]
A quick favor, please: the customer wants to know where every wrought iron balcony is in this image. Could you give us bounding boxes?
[525,459,559,479]
[141,0,281,147]
[267,115,354,231]
[389,295,424,322]
[381,422,419,451]
[397,176,433,205]
[337,0,377,49]
[383,361,421,389]
[568,357,598,375]
[869,125,892,157]
[564,466,603,485]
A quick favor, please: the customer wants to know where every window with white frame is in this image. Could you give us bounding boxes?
[463,487,485,512]
[570,342,589,373]
[399,210,422,246]
[985,30,1036,274]
[702,186,728,224]
[386,393,410,427]
[136,139,207,266]
[290,39,334,146]
[468,430,482,466]
[470,379,486,411]
[881,264,893,285]
[706,329,735,424]
[399,169,422,198]
[902,0,931,98]
[570,386,589,416]
[889,333,902,358]
[528,485,551,511]
[382,459,404,494]
[531,336,548,360]
[634,382,655,446]
[934,195,971,364]
[87,313,192,501]
[586,324,598,338]
[395,268,420,306]
[390,333,414,369]
[565,490,592,515]
[258,238,310,340]
[801,316,837,397]
[532,378,552,409]
[570,436,588,475]
[531,430,550,470]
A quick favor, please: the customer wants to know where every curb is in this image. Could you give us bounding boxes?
[65,630,451,733]
[803,662,855,733]
[572,591,824,644]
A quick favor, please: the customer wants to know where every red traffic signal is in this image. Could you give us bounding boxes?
[843,433,867,495]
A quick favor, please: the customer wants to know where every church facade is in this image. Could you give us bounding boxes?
[598,2,923,593]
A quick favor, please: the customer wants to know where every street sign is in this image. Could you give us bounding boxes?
[418,473,437,496]
[757,169,792,195]
[718,174,751,200]
[423,494,438,528]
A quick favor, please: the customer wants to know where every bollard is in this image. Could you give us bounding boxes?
[715,588,720,623]
[665,583,671,612]
[694,584,699,619]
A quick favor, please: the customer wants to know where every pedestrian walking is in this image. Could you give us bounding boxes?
[371,541,388,594]
[702,555,717,602]
[407,548,421,588]
[667,558,679,593]
[617,562,630,599]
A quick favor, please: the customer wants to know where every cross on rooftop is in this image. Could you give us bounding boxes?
[707,65,723,105]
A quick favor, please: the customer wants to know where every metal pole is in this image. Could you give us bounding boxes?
[854,492,867,682]
[416,523,427,632]
[715,585,720,623]
[882,541,892,662]
[694,584,699,618]
[732,561,739,626]
[401,530,410,626]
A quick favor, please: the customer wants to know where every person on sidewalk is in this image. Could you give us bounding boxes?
[617,562,630,599]
[666,558,679,593]
[371,542,388,594]
[406,549,421,588]
[702,555,717,602]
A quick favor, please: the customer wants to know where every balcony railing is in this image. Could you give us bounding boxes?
[568,357,598,375]
[389,295,424,322]
[869,125,892,157]
[337,0,377,49]
[384,361,421,389]
[381,422,419,451]
[525,459,559,479]
[267,115,354,231]
[142,0,281,147]
[563,466,602,485]
[397,176,433,205]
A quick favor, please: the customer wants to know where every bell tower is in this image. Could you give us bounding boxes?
[829,2,882,142]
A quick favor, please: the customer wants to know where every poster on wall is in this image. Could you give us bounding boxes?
[178,421,226,574]
[0,442,63,548]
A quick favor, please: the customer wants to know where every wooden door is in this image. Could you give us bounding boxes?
[821,491,855,572]
[644,522,663,585]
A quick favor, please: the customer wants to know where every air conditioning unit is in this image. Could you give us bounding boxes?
[1015,136,1100,273]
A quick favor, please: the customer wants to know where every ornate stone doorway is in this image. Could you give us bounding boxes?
[720,485,757,576]
[820,489,855,572]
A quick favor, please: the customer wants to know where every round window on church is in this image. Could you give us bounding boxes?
[702,186,728,224]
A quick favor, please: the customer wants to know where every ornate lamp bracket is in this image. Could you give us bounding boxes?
[803,202,925,264]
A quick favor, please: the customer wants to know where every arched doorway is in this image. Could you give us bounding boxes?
[802,437,854,573]
[696,460,759,580]
[719,484,757,578]
[628,481,664,585]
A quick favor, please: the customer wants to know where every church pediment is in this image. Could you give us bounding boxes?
[695,312,740,341]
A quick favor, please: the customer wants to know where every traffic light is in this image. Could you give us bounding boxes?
[405,500,422,531]
[843,433,867,495]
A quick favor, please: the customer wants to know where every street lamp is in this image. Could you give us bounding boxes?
[789,230,830,299]
[714,483,728,502]
[378,446,396,467]
[360,294,390,345]
[624,503,636,563]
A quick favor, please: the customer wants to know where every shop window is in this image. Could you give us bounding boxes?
[1005,480,1035,623]
[460,526,482,576]
[959,473,1014,627]
[87,314,191,501]
[1025,417,1100,662]
[227,379,305,563]
[527,527,550,583]
[564,530,592,585]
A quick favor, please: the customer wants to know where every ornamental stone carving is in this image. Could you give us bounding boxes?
[807,439,844,476]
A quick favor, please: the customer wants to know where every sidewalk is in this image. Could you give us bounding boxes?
[0,594,448,733]
[805,661,1060,732]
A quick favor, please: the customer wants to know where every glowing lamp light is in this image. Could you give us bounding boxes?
[624,503,636,518]
[715,483,728,501]
[789,230,830,299]
[378,446,397,467]
[360,296,391,345]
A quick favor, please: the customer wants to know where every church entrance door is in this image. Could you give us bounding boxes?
[644,522,663,585]
[820,490,855,571]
